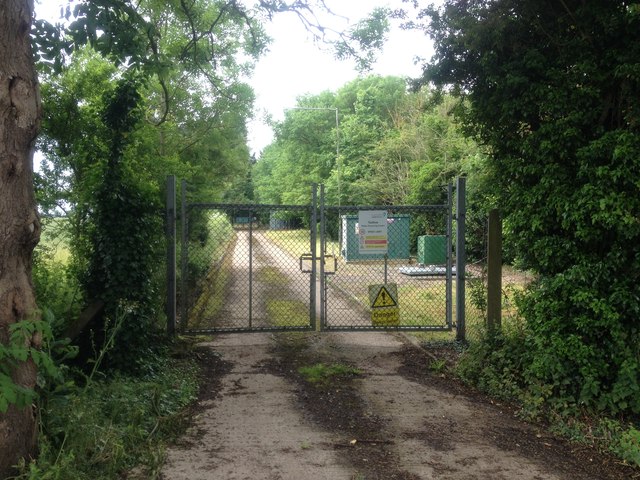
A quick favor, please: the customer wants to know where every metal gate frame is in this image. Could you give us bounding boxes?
[166,177,466,339]
[180,200,317,334]
[316,183,461,333]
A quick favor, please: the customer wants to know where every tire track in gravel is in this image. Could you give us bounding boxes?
[161,334,354,480]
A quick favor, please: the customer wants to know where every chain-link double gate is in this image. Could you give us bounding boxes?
[169,180,466,336]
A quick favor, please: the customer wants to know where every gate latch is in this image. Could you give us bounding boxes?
[299,254,338,274]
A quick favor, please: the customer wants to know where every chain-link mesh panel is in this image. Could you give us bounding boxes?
[176,195,497,337]
[321,205,453,331]
[171,196,542,341]
[464,212,489,343]
[463,213,537,344]
[181,205,314,333]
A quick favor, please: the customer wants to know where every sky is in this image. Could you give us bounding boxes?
[34,0,437,155]
[247,0,436,154]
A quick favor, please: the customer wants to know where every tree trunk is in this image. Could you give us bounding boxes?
[0,0,42,477]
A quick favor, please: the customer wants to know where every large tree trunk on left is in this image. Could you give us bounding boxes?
[0,0,42,477]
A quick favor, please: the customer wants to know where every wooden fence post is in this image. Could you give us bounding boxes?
[487,209,502,333]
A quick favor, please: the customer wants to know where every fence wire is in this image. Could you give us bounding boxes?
[180,205,314,333]
[172,184,529,341]
[322,205,453,331]
[462,212,535,344]
[179,202,458,334]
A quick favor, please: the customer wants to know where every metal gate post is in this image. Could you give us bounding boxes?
[456,177,466,342]
[446,183,453,329]
[166,175,176,335]
[180,179,188,332]
[249,208,254,329]
[319,184,327,329]
[310,184,318,330]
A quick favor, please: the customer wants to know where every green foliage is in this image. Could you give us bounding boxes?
[458,272,640,417]
[6,309,199,478]
[183,211,235,329]
[298,363,361,387]
[34,0,264,370]
[266,300,309,327]
[549,417,640,468]
[15,349,199,479]
[519,270,640,415]
[456,329,528,405]
[424,0,640,417]
[617,427,640,467]
[34,0,269,80]
[185,211,234,288]
[254,76,486,210]
[0,313,66,413]
[428,358,447,374]
[466,275,487,323]
[32,221,82,334]
[77,77,164,371]
[334,8,390,72]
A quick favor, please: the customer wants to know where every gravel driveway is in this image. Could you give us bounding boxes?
[160,331,634,479]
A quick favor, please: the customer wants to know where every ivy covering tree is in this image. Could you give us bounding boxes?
[424,0,640,415]
[34,0,266,373]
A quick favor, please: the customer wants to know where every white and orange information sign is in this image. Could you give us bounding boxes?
[358,210,388,255]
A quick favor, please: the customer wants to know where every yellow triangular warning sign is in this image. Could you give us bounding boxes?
[372,286,397,308]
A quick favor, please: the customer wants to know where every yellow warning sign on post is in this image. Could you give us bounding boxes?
[368,284,399,326]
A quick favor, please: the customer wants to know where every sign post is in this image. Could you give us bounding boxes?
[360,210,399,326]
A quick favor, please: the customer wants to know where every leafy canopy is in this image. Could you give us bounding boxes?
[254,75,484,208]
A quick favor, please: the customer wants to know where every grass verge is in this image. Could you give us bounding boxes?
[263,230,494,341]
[189,244,233,330]
[257,266,291,286]
[185,212,235,328]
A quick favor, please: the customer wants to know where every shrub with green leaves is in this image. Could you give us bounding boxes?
[616,427,640,467]
[0,321,55,413]
[456,330,528,405]
[32,246,81,337]
[520,270,640,415]
[426,0,640,417]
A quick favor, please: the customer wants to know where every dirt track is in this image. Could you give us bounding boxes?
[160,332,635,480]
[167,228,636,479]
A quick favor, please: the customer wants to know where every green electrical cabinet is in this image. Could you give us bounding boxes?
[340,215,411,261]
[417,235,447,265]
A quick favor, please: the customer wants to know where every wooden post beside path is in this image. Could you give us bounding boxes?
[487,209,502,333]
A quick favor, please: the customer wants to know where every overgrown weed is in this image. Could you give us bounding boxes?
[12,326,200,479]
